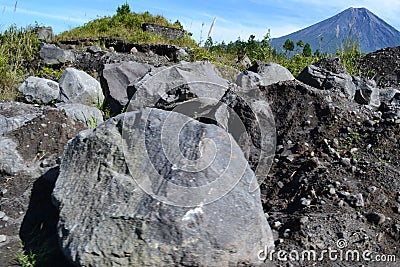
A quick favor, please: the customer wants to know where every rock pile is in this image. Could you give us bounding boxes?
[1,42,400,267]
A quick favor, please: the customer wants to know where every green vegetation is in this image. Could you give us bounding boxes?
[35,66,64,80]
[0,25,40,101]
[200,31,364,77]
[58,6,196,47]
[16,250,37,267]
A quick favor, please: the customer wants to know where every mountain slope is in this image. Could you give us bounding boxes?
[271,7,400,54]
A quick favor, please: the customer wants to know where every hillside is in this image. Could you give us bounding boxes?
[271,7,400,54]
[57,4,196,47]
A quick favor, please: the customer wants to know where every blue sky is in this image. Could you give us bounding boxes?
[1,0,400,43]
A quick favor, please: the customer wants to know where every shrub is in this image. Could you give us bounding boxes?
[0,25,40,101]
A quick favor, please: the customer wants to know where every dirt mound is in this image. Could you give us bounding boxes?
[359,46,400,88]
[260,80,400,266]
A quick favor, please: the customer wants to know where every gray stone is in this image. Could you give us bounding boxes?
[236,71,263,89]
[37,26,54,42]
[101,61,153,114]
[366,212,386,225]
[59,68,104,107]
[298,64,356,100]
[130,62,276,187]
[0,102,43,135]
[56,103,103,127]
[39,43,75,65]
[340,157,352,167]
[353,76,380,107]
[87,46,102,54]
[245,61,295,87]
[0,138,33,176]
[379,88,400,103]
[18,76,60,105]
[131,61,229,111]
[52,108,274,267]
[142,23,185,40]
[0,235,6,243]
[346,193,365,208]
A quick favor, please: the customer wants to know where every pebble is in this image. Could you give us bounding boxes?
[0,188,6,196]
[329,187,336,195]
[366,212,386,225]
[300,198,311,207]
[300,216,309,225]
[0,211,5,219]
[0,235,6,243]
[272,221,282,229]
[340,157,352,167]
[283,229,291,238]
[395,205,400,214]
[367,186,378,193]
[350,148,359,154]
[332,138,339,148]
[2,216,9,222]
[377,194,388,206]
[347,193,365,208]
[276,145,284,153]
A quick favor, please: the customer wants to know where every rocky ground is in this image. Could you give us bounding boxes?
[0,42,400,266]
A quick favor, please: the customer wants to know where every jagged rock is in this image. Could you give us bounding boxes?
[131,61,229,111]
[298,58,356,100]
[0,138,30,176]
[56,103,104,127]
[101,61,153,114]
[59,68,104,107]
[0,104,85,177]
[379,88,400,103]
[52,108,274,266]
[236,70,263,89]
[240,61,294,87]
[142,23,185,40]
[87,45,102,54]
[130,61,275,184]
[37,26,54,42]
[0,102,44,135]
[353,76,380,107]
[18,76,60,105]
[39,43,75,65]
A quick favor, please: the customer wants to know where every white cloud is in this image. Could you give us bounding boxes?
[2,5,88,24]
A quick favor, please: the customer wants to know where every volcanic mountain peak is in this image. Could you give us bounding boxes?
[271,7,400,54]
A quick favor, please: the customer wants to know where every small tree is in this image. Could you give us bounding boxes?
[296,40,304,48]
[283,39,294,56]
[303,43,312,57]
[117,3,131,16]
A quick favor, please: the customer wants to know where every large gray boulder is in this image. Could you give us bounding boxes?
[39,43,75,65]
[56,103,104,128]
[237,61,294,88]
[131,61,229,110]
[298,58,356,100]
[353,76,380,108]
[130,61,276,187]
[0,102,86,177]
[52,108,274,266]
[59,68,105,107]
[18,76,59,105]
[101,61,153,114]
